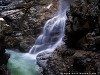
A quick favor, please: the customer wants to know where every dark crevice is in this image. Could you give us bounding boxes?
[66,29,89,49]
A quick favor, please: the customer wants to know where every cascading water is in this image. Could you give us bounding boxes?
[6,0,71,75]
[29,16,66,54]
[29,0,71,55]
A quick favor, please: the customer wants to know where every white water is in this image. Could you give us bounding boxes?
[29,0,71,58]
[6,0,71,75]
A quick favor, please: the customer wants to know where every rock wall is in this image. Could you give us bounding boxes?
[66,0,100,51]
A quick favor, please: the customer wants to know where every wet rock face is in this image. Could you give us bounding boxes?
[0,0,57,52]
[66,0,100,51]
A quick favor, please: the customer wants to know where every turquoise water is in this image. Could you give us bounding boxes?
[6,50,39,75]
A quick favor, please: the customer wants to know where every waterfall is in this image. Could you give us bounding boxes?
[5,0,71,75]
[29,0,71,54]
